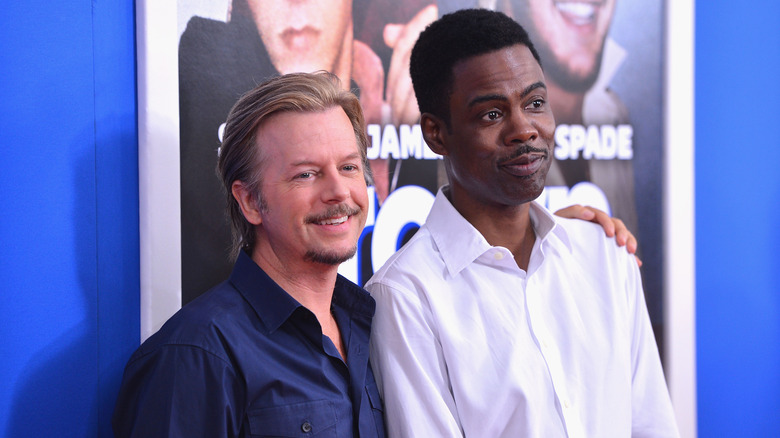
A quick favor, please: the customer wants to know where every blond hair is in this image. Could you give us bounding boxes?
[217,71,371,260]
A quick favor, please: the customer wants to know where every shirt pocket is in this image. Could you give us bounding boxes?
[248,400,337,437]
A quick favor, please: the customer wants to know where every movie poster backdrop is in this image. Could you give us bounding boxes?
[175,0,666,351]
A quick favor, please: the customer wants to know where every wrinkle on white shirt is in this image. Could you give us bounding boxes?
[367,188,678,438]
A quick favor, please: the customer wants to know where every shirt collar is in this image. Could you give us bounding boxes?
[528,200,573,253]
[425,187,573,277]
[229,251,375,333]
[333,275,376,320]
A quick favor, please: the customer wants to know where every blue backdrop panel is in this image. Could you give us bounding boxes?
[696,0,780,435]
[0,0,138,436]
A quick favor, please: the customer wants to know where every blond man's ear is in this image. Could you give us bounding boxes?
[231,181,263,225]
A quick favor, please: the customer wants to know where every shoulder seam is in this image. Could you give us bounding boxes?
[128,342,234,369]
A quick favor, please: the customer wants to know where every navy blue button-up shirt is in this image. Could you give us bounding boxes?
[113,251,386,437]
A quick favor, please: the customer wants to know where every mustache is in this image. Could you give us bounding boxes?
[305,204,361,224]
[497,145,549,165]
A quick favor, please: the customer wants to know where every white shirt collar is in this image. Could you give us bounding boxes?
[424,186,573,278]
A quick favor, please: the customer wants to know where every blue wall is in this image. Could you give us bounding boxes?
[1,0,779,436]
[0,1,138,436]
[695,1,780,435]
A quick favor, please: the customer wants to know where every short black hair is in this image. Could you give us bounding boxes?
[410,8,542,126]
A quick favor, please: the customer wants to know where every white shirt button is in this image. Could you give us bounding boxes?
[493,252,504,260]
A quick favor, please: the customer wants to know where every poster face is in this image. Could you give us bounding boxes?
[175,0,664,348]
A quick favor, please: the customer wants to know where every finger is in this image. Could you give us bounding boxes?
[383,23,404,49]
[625,233,638,254]
[385,5,437,112]
[384,23,410,110]
[573,205,616,237]
[592,209,616,237]
[401,96,420,125]
[611,217,627,245]
[615,226,638,254]
[387,32,416,111]
[556,205,640,257]
[393,76,420,125]
[384,31,407,110]
[554,204,595,221]
[611,217,640,256]
[351,40,385,123]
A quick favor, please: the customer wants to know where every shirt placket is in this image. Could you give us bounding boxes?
[525,275,586,438]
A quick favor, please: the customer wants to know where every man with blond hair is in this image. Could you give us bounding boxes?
[114,72,385,437]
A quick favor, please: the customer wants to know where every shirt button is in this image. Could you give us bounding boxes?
[493,252,504,260]
[564,400,571,409]
[301,421,312,433]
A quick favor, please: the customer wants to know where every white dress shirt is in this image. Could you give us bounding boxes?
[366,188,678,438]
